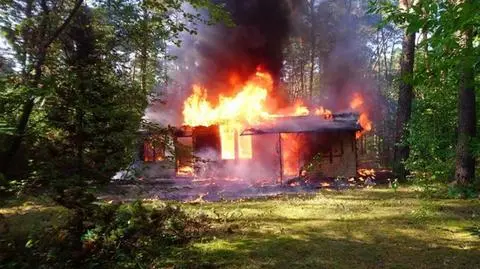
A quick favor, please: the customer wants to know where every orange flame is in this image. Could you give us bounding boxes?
[281,133,304,176]
[350,93,372,139]
[293,101,310,116]
[183,80,270,127]
[314,107,333,119]
[177,166,194,177]
[358,168,375,177]
[350,93,364,110]
[183,72,273,160]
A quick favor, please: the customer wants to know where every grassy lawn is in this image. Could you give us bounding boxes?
[0,197,70,240]
[2,187,480,268]
[174,188,480,269]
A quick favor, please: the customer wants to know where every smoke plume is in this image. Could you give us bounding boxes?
[145,0,298,125]
[306,1,377,116]
[147,0,381,125]
[188,0,298,95]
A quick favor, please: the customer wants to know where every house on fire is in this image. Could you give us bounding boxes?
[139,112,362,183]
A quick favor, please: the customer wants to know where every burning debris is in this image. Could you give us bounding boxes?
[104,177,320,202]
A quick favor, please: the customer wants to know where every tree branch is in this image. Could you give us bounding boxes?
[43,0,84,50]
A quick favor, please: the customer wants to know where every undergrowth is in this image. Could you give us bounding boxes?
[0,198,212,269]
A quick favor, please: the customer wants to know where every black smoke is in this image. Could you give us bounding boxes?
[184,0,297,96]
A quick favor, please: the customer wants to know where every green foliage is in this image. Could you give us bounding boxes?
[141,120,177,159]
[390,178,399,192]
[0,0,231,192]
[405,62,458,182]
[20,6,147,187]
[447,184,479,199]
[0,200,211,268]
[374,0,480,188]
[79,201,211,268]
[94,0,231,91]
[303,152,324,175]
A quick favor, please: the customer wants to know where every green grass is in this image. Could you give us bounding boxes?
[0,196,69,240]
[172,188,480,269]
[2,187,480,268]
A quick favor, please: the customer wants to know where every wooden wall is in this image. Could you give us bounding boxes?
[316,132,357,178]
[279,131,357,179]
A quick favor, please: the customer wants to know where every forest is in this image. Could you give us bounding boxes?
[0,0,479,268]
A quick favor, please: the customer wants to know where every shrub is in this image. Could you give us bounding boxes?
[0,200,211,268]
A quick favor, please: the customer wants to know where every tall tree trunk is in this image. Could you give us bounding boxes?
[455,19,476,186]
[140,45,148,92]
[393,0,416,180]
[381,29,389,81]
[140,4,150,92]
[300,56,305,96]
[308,0,316,100]
[1,55,44,174]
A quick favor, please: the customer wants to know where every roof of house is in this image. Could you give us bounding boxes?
[240,113,362,136]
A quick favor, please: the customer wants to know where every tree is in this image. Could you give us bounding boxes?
[378,0,479,189]
[308,0,316,100]
[30,5,147,186]
[0,0,85,175]
[454,0,476,186]
[0,0,231,187]
[393,0,416,180]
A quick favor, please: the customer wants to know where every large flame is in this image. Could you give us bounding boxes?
[183,71,333,160]
[183,71,273,127]
[281,133,305,177]
[183,71,273,160]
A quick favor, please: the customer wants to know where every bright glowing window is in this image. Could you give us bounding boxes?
[220,125,235,160]
[238,134,252,159]
[219,125,252,160]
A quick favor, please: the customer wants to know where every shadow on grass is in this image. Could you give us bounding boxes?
[203,189,422,206]
[464,225,480,238]
[174,226,480,269]
[170,191,480,269]
[1,206,69,239]
[5,206,477,269]
[320,188,421,200]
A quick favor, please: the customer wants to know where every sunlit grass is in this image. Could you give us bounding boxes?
[0,197,69,239]
[174,187,480,269]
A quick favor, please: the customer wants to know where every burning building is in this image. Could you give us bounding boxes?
[175,113,362,183]
[140,70,372,183]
